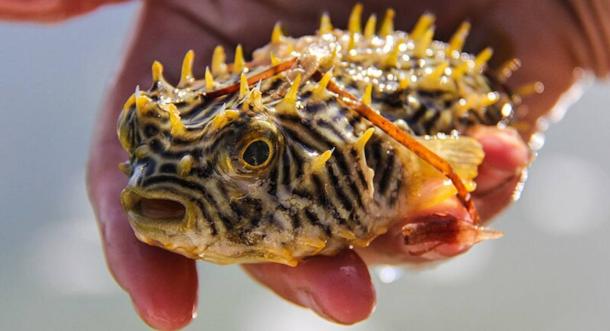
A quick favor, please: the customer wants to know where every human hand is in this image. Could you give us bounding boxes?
[4,0,608,329]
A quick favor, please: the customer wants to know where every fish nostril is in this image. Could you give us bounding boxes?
[134,198,186,222]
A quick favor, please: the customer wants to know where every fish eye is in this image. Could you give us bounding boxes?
[241,139,272,168]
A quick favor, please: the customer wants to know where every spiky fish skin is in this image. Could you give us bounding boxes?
[117,12,514,266]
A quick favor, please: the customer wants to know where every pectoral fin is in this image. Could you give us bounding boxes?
[404,135,484,210]
[417,136,484,190]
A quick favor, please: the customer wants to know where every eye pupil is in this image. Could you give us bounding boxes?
[243,140,270,167]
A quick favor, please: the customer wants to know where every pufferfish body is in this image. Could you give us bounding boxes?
[117,5,519,266]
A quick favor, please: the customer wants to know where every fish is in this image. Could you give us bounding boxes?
[116,4,523,266]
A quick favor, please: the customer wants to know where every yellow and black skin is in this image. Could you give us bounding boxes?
[117,5,518,266]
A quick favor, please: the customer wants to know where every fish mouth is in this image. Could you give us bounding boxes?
[120,187,210,259]
[121,188,188,227]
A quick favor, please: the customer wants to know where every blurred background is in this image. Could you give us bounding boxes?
[1,2,609,330]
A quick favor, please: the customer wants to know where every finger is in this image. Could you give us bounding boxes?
[469,126,529,193]
[0,0,128,22]
[243,250,375,325]
[468,126,530,221]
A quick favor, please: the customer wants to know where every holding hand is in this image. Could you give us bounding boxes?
[3,0,608,329]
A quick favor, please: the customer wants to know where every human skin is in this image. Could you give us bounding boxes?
[2,0,608,329]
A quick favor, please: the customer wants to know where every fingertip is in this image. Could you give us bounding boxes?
[243,250,375,324]
[470,126,530,172]
[468,126,529,195]
[115,244,198,331]
[133,299,195,331]
[131,284,197,331]
[304,250,376,324]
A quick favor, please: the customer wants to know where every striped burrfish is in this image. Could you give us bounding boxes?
[117,4,523,266]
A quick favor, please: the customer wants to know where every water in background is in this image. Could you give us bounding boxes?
[0,3,609,330]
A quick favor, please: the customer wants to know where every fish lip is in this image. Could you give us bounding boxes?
[120,187,220,260]
[120,187,192,230]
